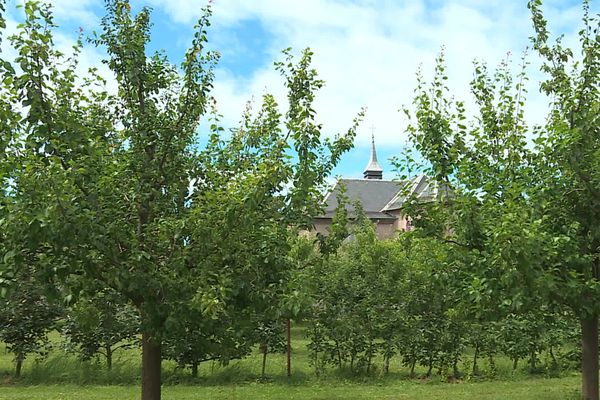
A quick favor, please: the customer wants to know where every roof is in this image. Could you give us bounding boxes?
[322,178,405,217]
[316,210,397,220]
[317,175,448,221]
[382,175,452,211]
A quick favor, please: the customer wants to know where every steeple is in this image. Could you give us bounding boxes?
[363,133,383,180]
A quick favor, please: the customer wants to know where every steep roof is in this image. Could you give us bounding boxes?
[318,178,405,219]
[316,174,448,221]
[363,134,383,179]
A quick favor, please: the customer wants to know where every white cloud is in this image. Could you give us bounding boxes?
[148,0,591,151]
[3,0,593,156]
[47,0,102,27]
[4,0,102,27]
[2,1,116,100]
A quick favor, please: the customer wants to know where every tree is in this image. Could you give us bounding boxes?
[162,309,254,378]
[63,289,139,370]
[402,1,600,398]
[0,2,359,399]
[528,1,600,398]
[0,265,60,377]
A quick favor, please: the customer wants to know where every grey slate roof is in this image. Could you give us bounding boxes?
[316,175,447,221]
[317,178,406,219]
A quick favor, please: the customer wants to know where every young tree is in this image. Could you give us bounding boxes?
[0,2,359,400]
[63,289,139,370]
[528,1,600,398]
[0,265,61,377]
[402,1,600,398]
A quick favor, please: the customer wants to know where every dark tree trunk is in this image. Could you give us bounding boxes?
[15,354,23,378]
[106,345,113,371]
[141,332,161,400]
[191,362,198,378]
[367,344,373,374]
[549,345,557,370]
[529,350,537,372]
[452,355,459,378]
[426,357,433,377]
[409,359,416,377]
[488,354,496,377]
[286,319,291,377]
[472,343,479,376]
[581,315,599,400]
[512,357,518,371]
[261,344,268,377]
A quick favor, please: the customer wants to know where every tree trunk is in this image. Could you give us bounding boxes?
[15,354,23,378]
[286,319,291,377]
[141,332,161,400]
[549,345,557,370]
[261,344,268,378]
[335,341,342,369]
[472,343,479,376]
[191,362,198,378]
[529,350,537,372]
[452,355,459,378]
[512,357,518,371]
[581,315,599,400]
[367,343,373,374]
[384,354,390,375]
[106,345,113,371]
[410,358,416,377]
[488,354,496,377]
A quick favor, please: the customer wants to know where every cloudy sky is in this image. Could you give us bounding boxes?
[2,0,595,179]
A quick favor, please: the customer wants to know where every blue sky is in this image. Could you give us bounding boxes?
[2,0,595,180]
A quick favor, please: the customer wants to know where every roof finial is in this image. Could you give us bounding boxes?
[364,128,383,180]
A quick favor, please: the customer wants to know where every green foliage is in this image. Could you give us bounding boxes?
[0,2,359,398]
[398,0,599,395]
[162,310,255,377]
[0,265,61,376]
[527,0,600,316]
[62,289,139,370]
[303,222,576,379]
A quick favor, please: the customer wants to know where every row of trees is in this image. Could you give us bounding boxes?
[0,280,289,378]
[0,213,581,381]
[1,0,599,399]
[304,217,579,378]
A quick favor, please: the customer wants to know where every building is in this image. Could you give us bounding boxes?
[313,135,442,239]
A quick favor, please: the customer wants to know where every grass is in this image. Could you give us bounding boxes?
[0,325,583,399]
[0,377,582,400]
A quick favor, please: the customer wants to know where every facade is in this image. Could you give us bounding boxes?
[314,136,442,239]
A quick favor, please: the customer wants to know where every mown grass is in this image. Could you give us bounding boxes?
[0,325,583,399]
[0,377,583,400]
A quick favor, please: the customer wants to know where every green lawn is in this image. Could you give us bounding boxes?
[0,377,581,400]
[0,325,583,399]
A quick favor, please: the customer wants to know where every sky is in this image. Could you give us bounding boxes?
[2,0,596,180]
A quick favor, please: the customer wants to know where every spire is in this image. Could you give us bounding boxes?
[363,133,383,180]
